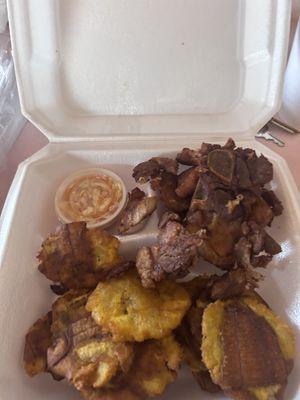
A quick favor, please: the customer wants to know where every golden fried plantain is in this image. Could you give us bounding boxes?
[202,296,295,400]
[86,271,191,342]
[48,290,134,391]
[81,335,182,399]
[38,222,123,289]
[23,312,52,377]
[81,387,143,400]
[127,335,182,397]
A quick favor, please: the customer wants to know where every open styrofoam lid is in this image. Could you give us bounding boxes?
[8,0,290,141]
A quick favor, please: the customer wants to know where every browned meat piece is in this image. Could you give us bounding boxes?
[136,246,162,289]
[176,142,222,165]
[186,209,208,229]
[23,312,52,377]
[241,191,274,227]
[175,167,201,198]
[151,157,179,175]
[235,157,252,188]
[154,172,190,212]
[154,221,203,278]
[117,188,157,234]
[210,269,256,300]
[182,274,217,302]
[104,261,135,281]
[158,211,181,229]
[190,174,243,221]
[176,148,203,166]
[197,241,236,269]
[132,157,178,184]
[132,159,160,184]
[235,221,281,270]
[37,222,124,289]
[246,154,273,186]
[207,149,235,183]
[261,189,284,216]
[136,221,203,287]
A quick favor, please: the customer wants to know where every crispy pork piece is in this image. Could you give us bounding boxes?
[207,148,235,183]
[234,221,281,270]
[132,157,178,184]
[117,188,157,234]
[261,189,284,217]
[158,211,181,229]
[176,142,222,166]
[23,312,52,377]
[175,167,201,198]
[154,172,190,212]
[202,296,295,400]
[151,157,179,175]
[241,191,274,227]
[38,222,123,289]
[48,290,134,391]
[86,270,191,342]
[132,159,161,184]
[136,221,203,287]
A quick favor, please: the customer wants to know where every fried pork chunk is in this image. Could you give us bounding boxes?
[133,157,189,212]
[136,220,203,288]
[23,312,52,377]
[86,270,191,342]
[80,335,182,400]
[48,290,134,391]
[132,157,178,184]
[202,297,295,400]
[182,139,282,270]
[38,222,125,289]
[117,188,157,234]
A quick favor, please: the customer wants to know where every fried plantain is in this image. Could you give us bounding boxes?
[38,222,123,289]
[202,296,295,400]
[82,335,182,399]
[86,270,191,342]
[81,387,143,400]
[23,312,52,377]
[127,335,182,397]
[48,290,134,391]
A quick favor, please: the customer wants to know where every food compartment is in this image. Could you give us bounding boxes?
[0,139,299,400]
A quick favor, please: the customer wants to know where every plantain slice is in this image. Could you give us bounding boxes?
[23,312,52,377]
[202,297,295,400]
[81,335,182,400]
[38,222,123,289]
[127,335,182,397]
[86,271,191,342]
[47,290,134,391]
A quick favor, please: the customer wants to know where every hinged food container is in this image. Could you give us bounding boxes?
[1,1,299,400]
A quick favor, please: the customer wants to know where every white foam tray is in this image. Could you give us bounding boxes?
[1,1,300,400]
[8,0,291,140]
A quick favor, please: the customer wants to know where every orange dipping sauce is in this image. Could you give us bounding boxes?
[55,169,126,227]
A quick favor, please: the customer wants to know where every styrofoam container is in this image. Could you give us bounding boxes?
[1,1,299,400]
